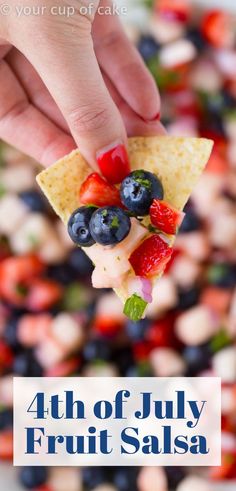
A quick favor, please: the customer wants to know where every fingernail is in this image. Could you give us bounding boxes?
[97,141,131,185]
[141,112,160,123]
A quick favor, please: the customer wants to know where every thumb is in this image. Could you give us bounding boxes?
[19,14,130,182]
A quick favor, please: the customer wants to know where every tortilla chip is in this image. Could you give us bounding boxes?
[37,136,213,303]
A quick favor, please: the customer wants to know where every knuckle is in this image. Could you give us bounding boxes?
[68,104,112,135]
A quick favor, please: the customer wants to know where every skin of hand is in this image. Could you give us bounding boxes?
[0,0,165,169]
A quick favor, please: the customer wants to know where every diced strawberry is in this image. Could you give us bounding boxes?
[133,341,152,362]
[201,10,234,49]
[150,199,184,235]
[205,145,229,174]
[0,430,13,460]
[155,0,191,23]
[201,287,231,315]
[80,173,122,208]
[93,316,123,337]
[26,279,63,312]
[0,341,13,369]
[18,314,52,347]
[129,235,173,278]
[147,313,180,349]
[210,452,236,480]
[0,255,45,306]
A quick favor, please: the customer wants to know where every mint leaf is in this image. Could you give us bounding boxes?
[62,282,90,311]
[124,294,147,321]
[210,329,231,353]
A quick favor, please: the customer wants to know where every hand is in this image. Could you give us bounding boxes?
[0,0,165,172]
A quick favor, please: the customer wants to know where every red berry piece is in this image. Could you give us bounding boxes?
[26,279,63,312]
[156,0,191,23]
[150,199,184,235]
[0,255,45,306]
[201,10,234,49]
[0,430,13,460]
[80,173,122,208]
[129,235,173,278]
[93,316,123,337]
[0,341,13,370]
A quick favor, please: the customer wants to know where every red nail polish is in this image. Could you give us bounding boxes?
[97,143,131,185]
[141,112,160,123]
[150,112,160,121]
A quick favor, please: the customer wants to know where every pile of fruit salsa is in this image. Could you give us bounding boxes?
[37,135,212,323]
[67,168,181,321]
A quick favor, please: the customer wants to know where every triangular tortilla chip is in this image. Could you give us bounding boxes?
[37,136,213,304]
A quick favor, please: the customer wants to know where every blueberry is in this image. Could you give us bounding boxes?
[165,466,186,489]
[19,190,48,213]
[83,338,111,362]
[179,209,200,233]
[207,263,236,288]
[0,409,13,430]
[113,467,138,491]
[183,345,211,376]
[68,206,97,247]
[3,316,21,351]
[82,467,108,489]
[178,287,200,310]
[186,27,206,51]
[89,207,131,246]
[19,466,48,489]
[13,351,43,377]
[205,91,235,117]
[112,346,135,376]
[68,248,94,278]
[120,170,164,216]
[138,35,160,61]
[125,318,150,341]
[48,262,76,285]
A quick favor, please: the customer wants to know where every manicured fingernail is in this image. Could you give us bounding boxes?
[97,141,131,185]
[141,112,160,123]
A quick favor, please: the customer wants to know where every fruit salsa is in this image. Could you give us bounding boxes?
[37,136,212,321]
[0,0,236,490]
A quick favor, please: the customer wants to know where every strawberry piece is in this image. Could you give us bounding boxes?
[156,0,191,23]
[26,279,63,312]
[147,313,180,349]
[210,452,236,480]
[93,316,123,337]
[0,341,13,369]
[18,313,52,347]
[133,341,152,362]
[129,235,173,278]
[0,255,44,306]
[201,10,234,49]
[0,430,13,460]
[80,173,122,208]
[150,199,184,235]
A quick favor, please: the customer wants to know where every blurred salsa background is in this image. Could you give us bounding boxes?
[0,0,236,490]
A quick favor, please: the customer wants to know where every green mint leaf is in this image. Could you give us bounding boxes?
[123,294,148,321]
[210,329,231,353]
